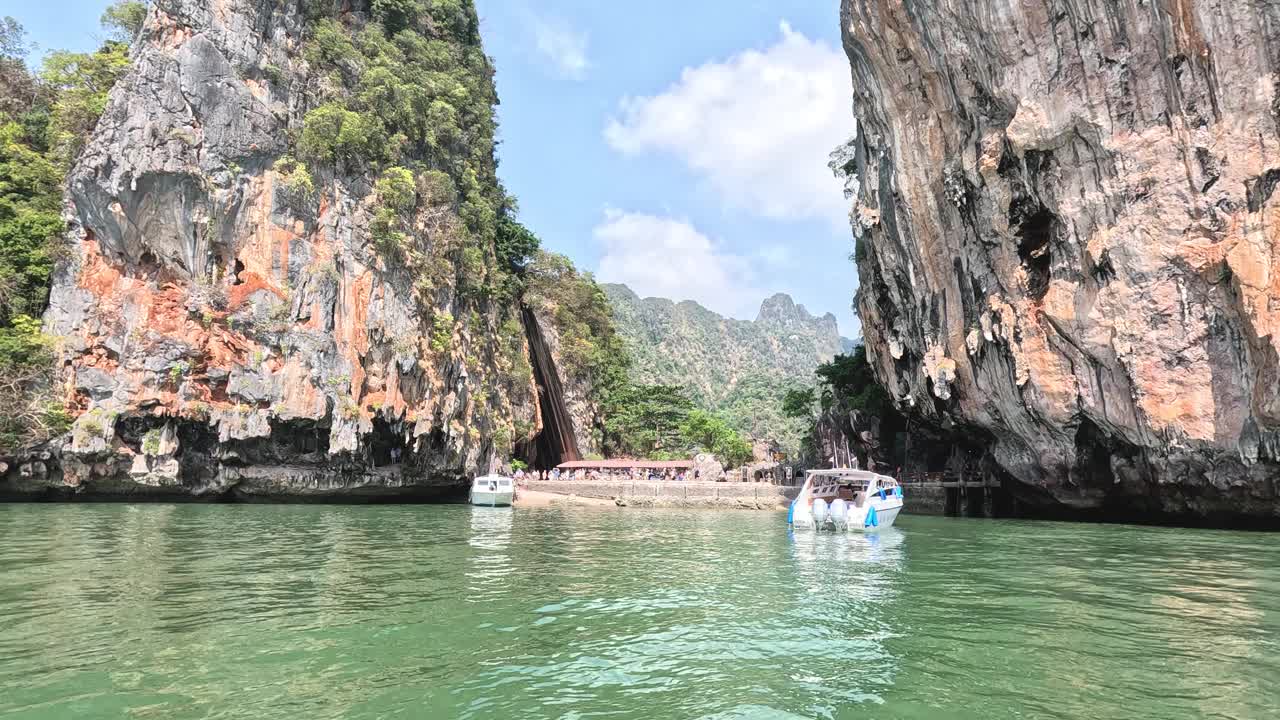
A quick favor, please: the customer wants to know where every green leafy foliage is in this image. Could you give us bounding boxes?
[0,121,63,323]
[495,215,540,273]
[0,315,70,451]
[522,251,757,465]
[679,409,753,468]
[598,384,754,467]
[600,383,694,459]
[141,428,162,455]
[375,166,416,213]
[298,4,502,240]
[367,167,419,257]
[430,312,453,353]
[0,13,138,451]
[0,19,47,119]
[784,345,899,463]
[815,345,892,417]
[273,155,315,202]
[782,387,816,420]
[525,251,627,384]
[0,314,51,369]
[372,0,424,34]
[298,103,386,165]
[101,1,147,42]
[40,41,132,168]
[0,25,65,452]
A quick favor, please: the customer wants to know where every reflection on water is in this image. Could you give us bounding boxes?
[467,507,514,603]
[0,506,1278,719]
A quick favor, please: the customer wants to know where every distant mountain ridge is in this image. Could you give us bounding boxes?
[603,284,854,452]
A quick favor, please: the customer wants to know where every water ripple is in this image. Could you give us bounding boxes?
[0,505,1277,719]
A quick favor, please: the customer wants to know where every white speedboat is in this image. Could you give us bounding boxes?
[469,475,515,507]
[789,469,904,531]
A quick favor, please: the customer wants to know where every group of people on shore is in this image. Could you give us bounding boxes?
[512,468,690,483]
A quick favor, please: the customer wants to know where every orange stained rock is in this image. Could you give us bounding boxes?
[1133,355,1217,441]
[363,391,387,412]
[153,8,192,50]
[77,239,125,298]
[337,271,373,400]
[227,271,286,310]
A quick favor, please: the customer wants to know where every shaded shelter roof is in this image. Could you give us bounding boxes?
[556,459,694,470]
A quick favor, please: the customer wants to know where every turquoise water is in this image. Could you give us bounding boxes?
[1,504,1277,719]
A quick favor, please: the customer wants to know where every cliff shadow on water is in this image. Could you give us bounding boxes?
[518,306,581,470]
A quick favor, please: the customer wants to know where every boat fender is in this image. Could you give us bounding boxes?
[866,505,878,528]
[787,497,796,525]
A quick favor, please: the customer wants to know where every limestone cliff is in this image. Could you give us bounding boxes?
[519,253,626,464]
[4,0,544,499]
[840,0,1280,522]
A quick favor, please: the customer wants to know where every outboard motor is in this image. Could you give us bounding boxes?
[828,498,849,530]
[812,498,829,528]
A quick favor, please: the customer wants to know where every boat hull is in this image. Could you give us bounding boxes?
[789,469,905,531]
[793,499,903,531]
[470,490,514,507]
[867,500,903,529]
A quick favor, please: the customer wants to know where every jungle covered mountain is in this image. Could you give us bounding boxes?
[604,283,852,454]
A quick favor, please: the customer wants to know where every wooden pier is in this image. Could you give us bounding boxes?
[897,472,1010,517]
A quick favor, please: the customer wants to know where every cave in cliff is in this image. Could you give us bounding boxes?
[1011,198,1056,302]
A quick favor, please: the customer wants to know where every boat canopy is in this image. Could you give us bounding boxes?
[805,469,898,488]
[473,475,513,488]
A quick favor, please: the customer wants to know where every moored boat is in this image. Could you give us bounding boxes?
[788,469,904,531]
[469,475,515,507]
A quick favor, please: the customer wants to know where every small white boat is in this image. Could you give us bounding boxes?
[469,475,515,507]
[789,469,904,531]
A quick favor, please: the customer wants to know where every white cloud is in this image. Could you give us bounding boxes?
[530,15,589,80]
[754,244,791,266]
[604,22,852,222]
[594,210,763,319]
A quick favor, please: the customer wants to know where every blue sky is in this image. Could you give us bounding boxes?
[6,0,861,336]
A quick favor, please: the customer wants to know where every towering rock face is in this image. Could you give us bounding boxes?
[518,253,625,463]
[8,0,541,499]
[841,0,1280,521]
[520,305,583,468]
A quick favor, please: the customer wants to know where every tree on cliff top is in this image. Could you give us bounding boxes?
[101,1,147,42]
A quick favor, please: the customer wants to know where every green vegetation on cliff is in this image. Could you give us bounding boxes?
[297,0,537,298]
[0,6,139,451]
[286,0,552,461]
[783,344,898,463]
[785,346,893,420]
[525,251,627,390]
